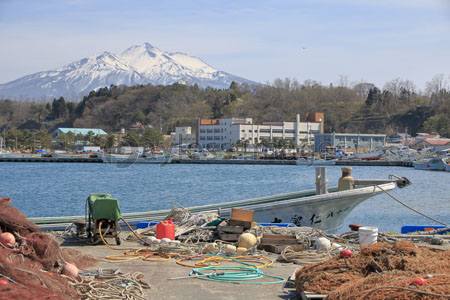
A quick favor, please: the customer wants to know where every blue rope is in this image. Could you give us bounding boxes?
[190,266,286,284]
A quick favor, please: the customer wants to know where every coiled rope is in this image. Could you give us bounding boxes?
[190,266,286,284]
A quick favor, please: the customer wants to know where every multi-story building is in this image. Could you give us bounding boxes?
[197,113,323,150]
[313,132,386,152]
[171,127,196,146]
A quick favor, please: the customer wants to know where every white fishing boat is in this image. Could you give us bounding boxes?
[352,149,384,160]
[30,169,410,233]
[296,158,336,166]
[413,157,448,171]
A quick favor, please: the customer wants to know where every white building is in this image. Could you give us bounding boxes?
[197,113,323,150]
[171,127,196,146]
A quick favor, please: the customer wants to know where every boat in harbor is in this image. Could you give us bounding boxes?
[296,157,336,166]
[30,170,410,233]
[351,149,384,160]
[413,157,449,171]
[101,153,172,164]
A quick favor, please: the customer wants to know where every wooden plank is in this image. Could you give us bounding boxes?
[218,233,240,241]
[258,244,305,254]
[231,208,254,222]
[301,291,327,299]
[262,234,297,239]
[218,226,244,234]
[228,219,252,229]
[261,238,298,245]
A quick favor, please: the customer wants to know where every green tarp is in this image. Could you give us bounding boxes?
[87,193,122,220]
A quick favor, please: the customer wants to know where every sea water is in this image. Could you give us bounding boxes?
[1,162,449,233]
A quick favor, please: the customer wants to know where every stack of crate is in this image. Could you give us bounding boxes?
[258,234,305,254]
[218,208,255,242]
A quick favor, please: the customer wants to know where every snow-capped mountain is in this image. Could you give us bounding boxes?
[0,42,256,100]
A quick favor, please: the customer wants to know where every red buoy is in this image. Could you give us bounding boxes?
[0,232,15,248]
[411,277,427,286]
[156,220,175,240]
[0,279,9,285]
[340,249,352,258]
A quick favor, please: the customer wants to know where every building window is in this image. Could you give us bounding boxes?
[260,129,270,133]
[214,129,220,133]
[200,137,206,140]
[272,129,283,133]
[199,129,206,133]
[207,129,213,133]
[285,129,294,133]
[207,136,213,140]
[214,136,220,140]
[249,130,252,132]
[241,130,245,132]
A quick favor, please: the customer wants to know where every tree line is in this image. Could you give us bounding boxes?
[1,73,449,150]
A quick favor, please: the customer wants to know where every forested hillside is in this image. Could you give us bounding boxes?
[1,75,449,138]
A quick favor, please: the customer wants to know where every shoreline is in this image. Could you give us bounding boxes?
[0,155,413,167]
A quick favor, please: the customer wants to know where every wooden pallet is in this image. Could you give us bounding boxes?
[300,291,327,300]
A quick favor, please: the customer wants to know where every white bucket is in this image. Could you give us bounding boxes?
[315,237,331,252]
[358,226,378,248]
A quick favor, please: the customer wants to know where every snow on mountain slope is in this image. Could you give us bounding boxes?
[0,43,256,100]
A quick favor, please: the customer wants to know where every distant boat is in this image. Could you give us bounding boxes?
[296,158,336,166]
[30,172,409,233]
[102,153,171,164]
[352,150,384,160]
[413,157,448,171]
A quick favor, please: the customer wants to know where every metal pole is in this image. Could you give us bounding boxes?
[315,167,328,195]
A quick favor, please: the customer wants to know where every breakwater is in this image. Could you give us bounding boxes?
[0,156,414,167]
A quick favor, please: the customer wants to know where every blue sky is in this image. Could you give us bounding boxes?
[0,0,449,90]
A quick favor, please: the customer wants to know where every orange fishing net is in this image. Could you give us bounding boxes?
[296,241,450,300]
[0,197,97,299]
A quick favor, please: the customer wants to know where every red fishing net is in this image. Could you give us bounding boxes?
[0,197,97,299]
[296,241,450,300]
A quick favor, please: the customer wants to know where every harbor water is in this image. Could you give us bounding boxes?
[1,162,449,233]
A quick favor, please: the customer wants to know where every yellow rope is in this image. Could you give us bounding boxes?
[98,221,274,269]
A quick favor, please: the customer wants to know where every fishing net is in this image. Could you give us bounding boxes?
[295,241,450,300]
[0,196,98,299]
[0,197,41,236]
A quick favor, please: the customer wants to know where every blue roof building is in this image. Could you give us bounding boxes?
[56,128,107,136]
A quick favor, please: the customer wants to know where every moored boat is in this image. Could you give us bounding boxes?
[413,157,448,171]
[101,153,171,164]
[30,170,410,233]
[296,158,336,166]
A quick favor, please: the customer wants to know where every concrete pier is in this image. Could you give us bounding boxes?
[0,156,414,167]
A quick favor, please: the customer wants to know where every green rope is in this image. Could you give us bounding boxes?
[190,266,286,284]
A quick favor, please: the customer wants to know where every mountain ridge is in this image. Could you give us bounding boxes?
[0,43,256,101]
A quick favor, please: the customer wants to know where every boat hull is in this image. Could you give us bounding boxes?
[413,158,447,171]
[31,182,396,233]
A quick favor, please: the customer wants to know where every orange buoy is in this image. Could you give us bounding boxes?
[0,232,15,247]
[339,249,352,258]
[0,279,9,285]
[411,277,427,286]
[62,263,79,278]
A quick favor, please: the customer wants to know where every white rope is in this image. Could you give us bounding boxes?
[376,185,448,226]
